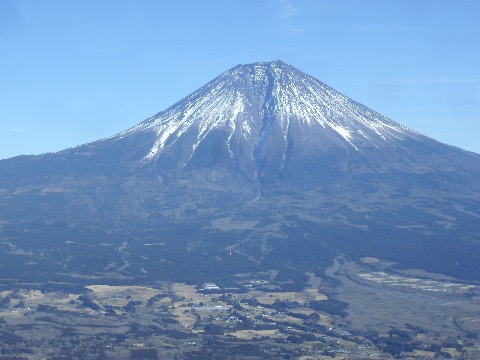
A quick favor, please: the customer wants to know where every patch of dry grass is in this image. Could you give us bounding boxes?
[229,329,279,339]
[172,305,198,330]
[172,283,201,302]
[255,291,309,305]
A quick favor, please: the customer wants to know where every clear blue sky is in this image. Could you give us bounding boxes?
[1,0,479,159]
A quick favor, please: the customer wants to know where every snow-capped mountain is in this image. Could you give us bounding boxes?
[62,60,480,197]
[126,60,413,157]
[1,60,480,284]
[94,61,414,169]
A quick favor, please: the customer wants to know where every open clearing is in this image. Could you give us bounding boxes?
[230,329,279,340]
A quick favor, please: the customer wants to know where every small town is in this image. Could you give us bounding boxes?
[1,270,479,359]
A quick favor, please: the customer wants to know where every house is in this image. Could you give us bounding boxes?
[202,283,220,290]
